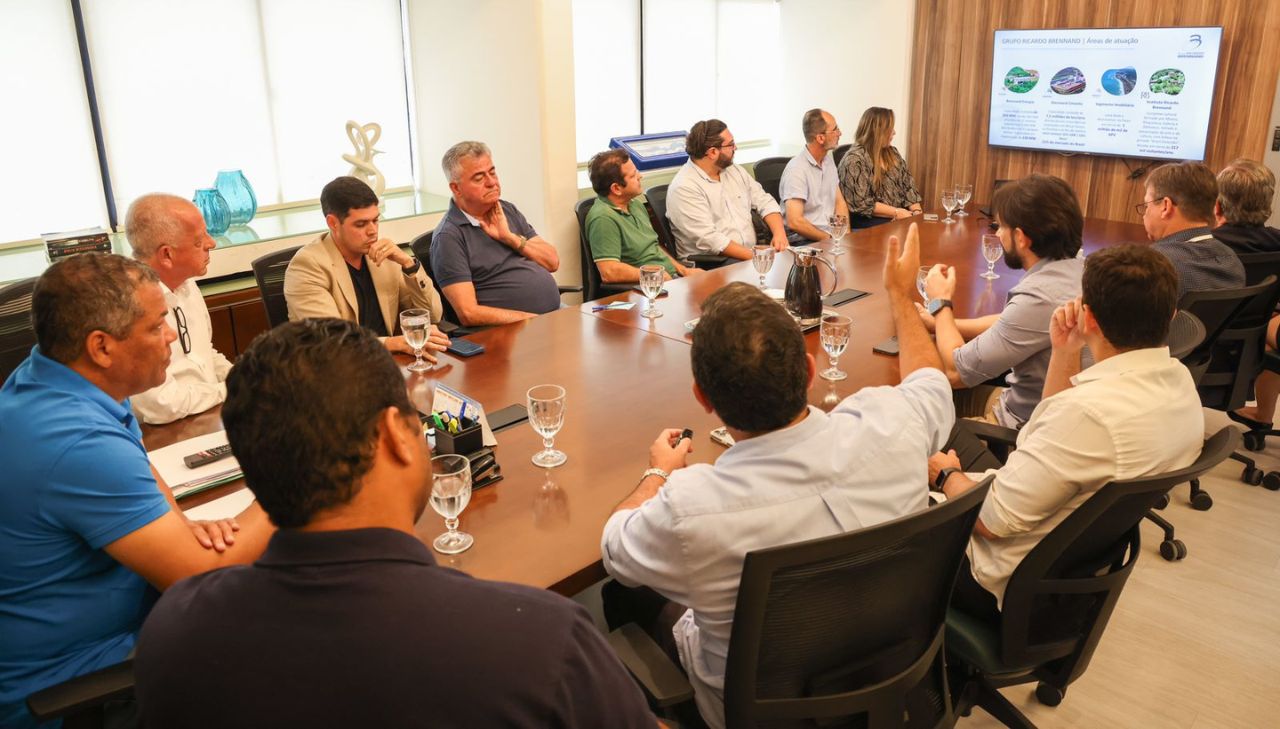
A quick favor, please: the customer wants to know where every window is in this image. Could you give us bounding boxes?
[572,0,641,162]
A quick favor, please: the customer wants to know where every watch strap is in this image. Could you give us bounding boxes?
[641,467,670,484]
[934,467,961,492]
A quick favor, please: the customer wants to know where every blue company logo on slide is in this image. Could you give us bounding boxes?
[1101,67,1137,96]
[1189,33,1203,49]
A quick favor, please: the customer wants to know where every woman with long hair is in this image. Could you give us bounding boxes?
[837,107,922,227]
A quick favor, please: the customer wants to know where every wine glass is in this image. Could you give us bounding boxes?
[528,384,567,468]
[955,184,973,216]
[981,234,1002,280]
[941,188,958,223]
[639,264,664,319]
[828,214,849,255]
[917,265,932,301]
[400,308,432,372]
[819,313,852,381]
[430,454,474,554]
[752,245,774,289]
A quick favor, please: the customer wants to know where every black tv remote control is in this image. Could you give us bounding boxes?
[183,443,234,468]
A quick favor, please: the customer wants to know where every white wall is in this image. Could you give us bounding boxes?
[776,0,917,152]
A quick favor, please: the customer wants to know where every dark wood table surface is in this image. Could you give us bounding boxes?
[146,212,1149,596]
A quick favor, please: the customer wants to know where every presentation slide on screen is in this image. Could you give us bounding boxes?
[988,27,1222,160]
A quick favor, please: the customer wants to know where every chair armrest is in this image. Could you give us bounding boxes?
[557,284,584,294]
[966,421,1019,467]
[26,660,135,722]
[688,253,730,270]
[606,624,694,708]
[599,283,633,298]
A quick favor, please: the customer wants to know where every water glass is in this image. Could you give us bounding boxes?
[820,313,852,381]
[917,265,932,301]
[528,384,568,468]
[828,214,849,255]
[955,183,973,216]
[400,308,432,372]
[981,235,1002,280]
[430,454,474,554]
[752,245,775,288]
[639,265,664,319]
[941,189,958,223]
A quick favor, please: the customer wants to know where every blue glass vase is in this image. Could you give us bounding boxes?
[193,188,232,236]
[214,169,257,225]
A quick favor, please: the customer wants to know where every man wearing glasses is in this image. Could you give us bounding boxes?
[127,194,232,425]
[666,118,788,262]
[779,108,849,242]
[1138,161,1244,300]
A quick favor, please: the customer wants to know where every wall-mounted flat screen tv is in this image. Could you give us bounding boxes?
[988,27,1223,161]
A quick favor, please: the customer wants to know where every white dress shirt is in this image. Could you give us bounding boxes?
[132,279,232,425]
[778,148,839,234]
[601,368,954,729]
[969,347,1203,605]
[666,161,782,261]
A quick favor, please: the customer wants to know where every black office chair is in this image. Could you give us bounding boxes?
[26,659,134,729]
[575,197,632,303]
[645,184,730,270]
[611,479,993,729]
[1211,252,1280,460]
[947,428,1238,728]
[833,143,852,167]
[249,245,301,329]
[0,276,37,385]
[750,156,789,205]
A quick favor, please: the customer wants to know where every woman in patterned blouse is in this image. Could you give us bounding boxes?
[837,107,923,227]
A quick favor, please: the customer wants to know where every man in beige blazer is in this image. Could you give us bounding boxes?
[285,177,448,359]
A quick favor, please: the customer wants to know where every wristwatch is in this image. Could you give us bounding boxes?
[934,467,961,492]
[640,467,670,484]
[402,257,422,276]
[927,298,953,316]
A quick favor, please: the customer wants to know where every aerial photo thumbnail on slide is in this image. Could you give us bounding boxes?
[1004,66,1039,93]
[1050,67,1086,95]
[1101,67,1137,96]
[1149,68,1186,95]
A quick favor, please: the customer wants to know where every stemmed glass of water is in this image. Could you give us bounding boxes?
[752,245,774,289]
[941,189,958,223]
[828,214,849,255]
[954,184,973,216]
[430,454,474,554]
[820,313,852,381]
[400,308,432,372]
[639,264,664,319]
[917,266,932,301]
[528,384,567,468]
[981,234,1002,280]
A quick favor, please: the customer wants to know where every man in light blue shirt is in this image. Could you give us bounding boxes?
[601,224,950,729]
[779,108,849,242]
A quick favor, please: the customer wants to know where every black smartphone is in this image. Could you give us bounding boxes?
[487,404,528,431]
[446,339,485,357]
[873,336,899,356]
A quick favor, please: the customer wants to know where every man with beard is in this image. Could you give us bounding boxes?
[917,174,1084,429]
[666,119,788,262]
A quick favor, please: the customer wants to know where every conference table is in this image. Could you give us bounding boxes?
[145,212,1151,597]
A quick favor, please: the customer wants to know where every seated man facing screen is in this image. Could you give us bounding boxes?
[918,174,1084,429]
[0,253,271,729]
[930,245,1203,617]
[127,193,232,425]
[601,224,953,729]
[1212,158,1280,254]
[136,318,657,729]
[1140,160,1244,300]
[778,108,849,242]
[666,118,788,262]
[430,141,562,325]
[284,176,448,358]
[585,148,701,282]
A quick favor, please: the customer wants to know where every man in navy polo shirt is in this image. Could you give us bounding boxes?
[429,141,562,326]
[135,318,657,728]
[0,253,272,729]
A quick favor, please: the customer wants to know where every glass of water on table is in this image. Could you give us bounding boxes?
[639,264,665,319]
[528,384,568,468]
[752,245,775,289]
[400,308,433,372]
[430,454,474,554]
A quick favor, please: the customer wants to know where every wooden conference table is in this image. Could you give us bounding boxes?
[144,212,1150,597]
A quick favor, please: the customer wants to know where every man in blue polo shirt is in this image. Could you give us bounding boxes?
[429,141,561,326]
[0,253,272,728]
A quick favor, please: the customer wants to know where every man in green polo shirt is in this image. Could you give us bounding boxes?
[585,149,703,282]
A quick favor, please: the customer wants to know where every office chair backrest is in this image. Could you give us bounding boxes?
[0,277,37,385]
[409,230,464,329]
[576,197,606,303]
[644,184,677,253]
[751,156,790,205]
[999,427,1238,677]
[250,246,301,329]
[723,478,993,728]
[1179,275,1279,408]
[833,143,852,167]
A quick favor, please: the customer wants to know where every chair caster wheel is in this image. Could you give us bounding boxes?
[1243,431,1266,452]
[1035,682,1064,707]
[1159,539,1187,561]
[1190,491,1213,511]
[1153,493,1170,510]
[1264,472,1280,491]
[1243,465,1264,486]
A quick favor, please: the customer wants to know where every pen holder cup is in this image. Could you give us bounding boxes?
[434,416,482,456]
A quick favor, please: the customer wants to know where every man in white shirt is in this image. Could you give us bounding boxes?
[929,244,1204,615]
[779,108,849,242]
[601,224,952,729]
[127,194,232,425]
[666,119,788,262]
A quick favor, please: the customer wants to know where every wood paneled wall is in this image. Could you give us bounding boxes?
[907,0,1280,224]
